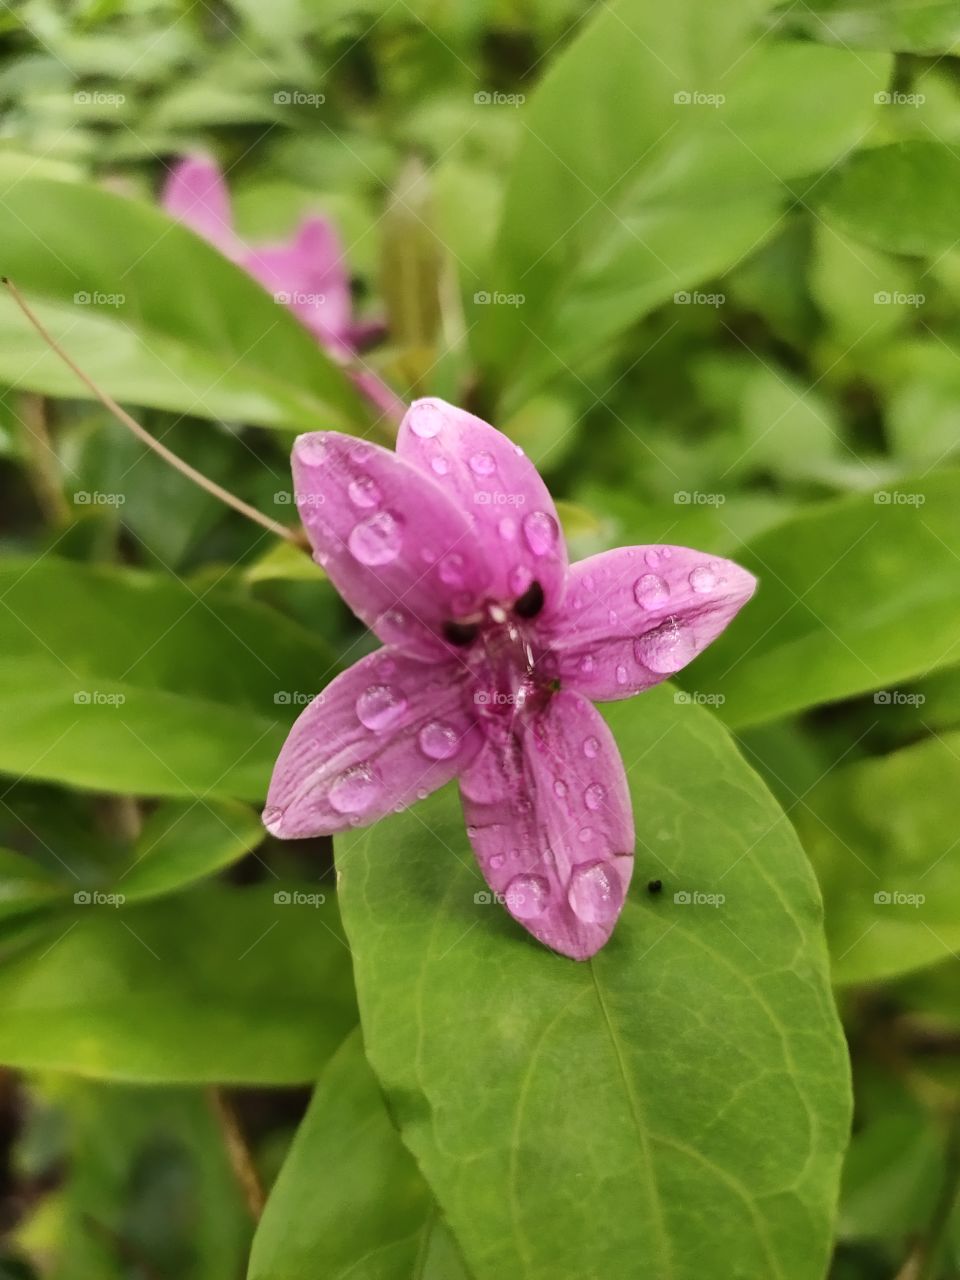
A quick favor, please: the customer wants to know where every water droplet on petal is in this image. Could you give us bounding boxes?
[553,779,568,798]
[410,403,441,438]
[469,450,496,476]
[356,684,408,731]
[490,852,505,870]
[499,516,517,541]
[505,873,550,920]
[616,664,628,685]
[438,553,466,586]
[296,437,327,466]
[349,511,403,566]
[583,573,595,590]
[578,826,594,843]
[584,782,605,811]
[431,455,449,476]
[634,616,698,674]
[466,825,478,838]
[380,658,397,677]
[329,764,379,814]
[522,510,560,557]
[568,861,624,924]
[579,654,595,675]
[644,548,660,568]
[418,720,460,760]
[689,564,717,593]
[416,788,428,800]
[634,573,669,607]
[348,474,381,509]
[583,736,600,759]
[509,564,533,595]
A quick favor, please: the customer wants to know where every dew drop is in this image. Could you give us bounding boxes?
[584,782,606,811]
[634,573,669,607]
[349,511,403,566]
[438,553,466,586]
[329,763,379,814]
[296,437,327,466]
[583,735,600,759]
[553,779,568,798]
[410,403,441,438]
[505,873,550,920]
[634,616,698,674]
[578,826,594,843]
[418,720,460,760]
[644,548,660,568]
[509,564,534,595]
[416,788,428,800]
[347,474,381,509]
[616,664,628,685]
[579,654,595,675]
[356,684,408,731]
[469,450,496,476]
[430,455,449,476]
[490,853,505,870]
[499,516,517,541]
[522,510,560,557]
[689,564,717,593]
[567,861,624,925]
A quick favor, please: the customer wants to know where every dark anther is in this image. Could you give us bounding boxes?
[513,579,545,619]
[443,619,480,646]
[647,879,663,896]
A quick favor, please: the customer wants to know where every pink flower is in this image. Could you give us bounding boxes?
[162,157,401,418]
[264,399,756,959]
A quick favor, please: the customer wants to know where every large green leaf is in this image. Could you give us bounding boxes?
[0,556,337,799]
[819,141,960,259]
[248,1029,468,1280]
[680,469,960,728]
[0,885,355,1083]
[776,0,960,54]
[338,687,850,1280]
[0,174,369,430]
[472,0,889,407]
[797,733,960,986]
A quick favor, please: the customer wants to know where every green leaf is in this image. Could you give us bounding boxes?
[0,556,336,799]
[775,0,960,54]
[473,0,889,407]
[0,886,356,1083]
[819,142,960,259]
[0,175,369,430]
[338,686,850,1280]
[0,846,66,921]
[249,1029,468,1280]
[681,469,960,728]
[796,732,960,985]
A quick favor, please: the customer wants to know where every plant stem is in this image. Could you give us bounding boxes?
[207,1087,265,1221]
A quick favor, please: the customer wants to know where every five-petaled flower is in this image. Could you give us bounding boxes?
[264,399,756,959]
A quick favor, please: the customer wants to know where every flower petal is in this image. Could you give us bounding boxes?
[292,432,491,658]
[547,546,756,702]
[243,216,354,352]
[460,691,634,959]
[162,157,238,257]
[397,398,568,617]
[265,649,482,838]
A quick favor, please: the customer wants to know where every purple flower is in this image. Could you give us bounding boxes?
[162,157,401,419]
[264,399,756,959]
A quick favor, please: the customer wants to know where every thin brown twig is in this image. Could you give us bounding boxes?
[3,277,306,548]
[207,1087,266,1221]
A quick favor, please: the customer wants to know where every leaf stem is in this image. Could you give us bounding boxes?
[207,1087,265,1221]
[3,277,306,548]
